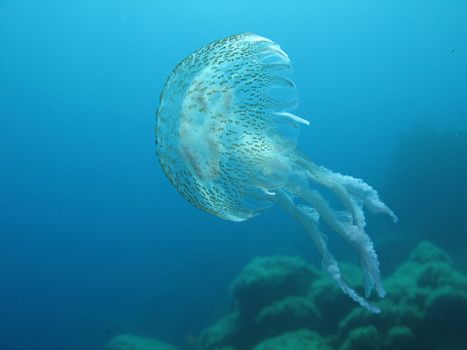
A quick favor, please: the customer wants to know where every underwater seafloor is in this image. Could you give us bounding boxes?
[103,241,467,350]
[102,128,467,350]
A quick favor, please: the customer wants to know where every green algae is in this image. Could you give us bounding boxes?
[103,334,177,350]
[101,241,467,350]
[253,329,331,350]
[200,241,467,350]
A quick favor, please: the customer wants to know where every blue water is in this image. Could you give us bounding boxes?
[1,1,466,349]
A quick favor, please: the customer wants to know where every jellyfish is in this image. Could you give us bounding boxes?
[156,33,397,313]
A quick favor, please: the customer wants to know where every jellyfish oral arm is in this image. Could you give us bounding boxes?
[297,155,398,226]
[275,189,382,314]
[273,151,398,313]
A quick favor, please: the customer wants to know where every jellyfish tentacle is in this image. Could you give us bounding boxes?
[275,189,381,314]
[274,112,310,126]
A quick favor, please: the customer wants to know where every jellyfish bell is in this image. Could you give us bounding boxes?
[157,33,300,221]
[156,33,397,313]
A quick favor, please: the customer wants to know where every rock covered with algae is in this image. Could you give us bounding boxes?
[252,329,331,350]
[103,334,178,350]
[337,241,467,350]
[231,256,320,316]
[200,256,358,350]
[199,241,467,350]
[100,242,467,350]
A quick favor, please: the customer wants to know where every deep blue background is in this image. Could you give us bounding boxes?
[1,1,466,349]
